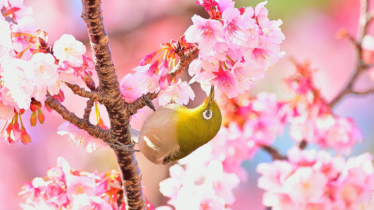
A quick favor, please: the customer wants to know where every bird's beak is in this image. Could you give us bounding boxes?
[207,84,215,107]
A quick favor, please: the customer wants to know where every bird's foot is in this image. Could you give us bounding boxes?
[107,139,140,152]
[142,94,156,112]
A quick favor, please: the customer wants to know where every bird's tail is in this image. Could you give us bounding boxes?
[129,128,140,143]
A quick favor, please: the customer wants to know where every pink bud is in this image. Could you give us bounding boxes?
[20,128,32,145]
[38,109,45,124]
[30,112,37,126]
[238,7,245,15]
[139,52,157,66]
[148,60,159,76]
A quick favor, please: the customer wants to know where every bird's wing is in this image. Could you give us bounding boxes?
[130,128,140,143]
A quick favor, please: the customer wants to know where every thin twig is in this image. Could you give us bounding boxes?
[329,0,372,108]
[65,82,106,104]
[45,95,109,141]
[351,87,374,95]
[83,99,95,121]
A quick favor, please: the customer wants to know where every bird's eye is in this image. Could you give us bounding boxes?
[203,109,213,120]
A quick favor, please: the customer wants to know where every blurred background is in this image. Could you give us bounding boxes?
[1,0,374,209]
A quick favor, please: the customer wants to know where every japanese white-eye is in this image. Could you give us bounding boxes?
[134,85,222,165]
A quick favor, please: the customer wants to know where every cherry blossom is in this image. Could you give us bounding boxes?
[3,0,33,21]
[158,79,195,106]
[71,194,112,210]
[25,53,58,86]
[53,34,86,67]
[57,122,108,153]
[185,15,224,54]
[0,100,14,120]
[66,175,96,201]
[0,19,12,57]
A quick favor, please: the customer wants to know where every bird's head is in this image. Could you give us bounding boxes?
[198,84,222,131]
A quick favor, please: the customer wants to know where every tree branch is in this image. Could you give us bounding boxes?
[351,87,374,95]
[83,99,95,121]
[81,0,146,209]
[168,47,199,81]
[126,46,199,115]
[65,82,106,104]
[329,0,372,108]
[261,145,287,161]
[45,95,109,141]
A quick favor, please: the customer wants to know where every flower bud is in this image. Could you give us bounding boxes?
[21,127,32,145]
[139,52,157,66]
[38,109,45,124]
[30,112,37,126]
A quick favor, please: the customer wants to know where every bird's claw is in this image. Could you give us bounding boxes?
[142,95,156,112]
[107,139,140,152]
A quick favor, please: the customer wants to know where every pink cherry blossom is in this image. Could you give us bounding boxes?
[283,167,328,203]
[211,66,237,98]
[196,0,218,12]
[119,71,160,103]
[53,34,86,67]
[158,79,195,106]
[257,161,293,191]
[0,58,33,109]
[66,175,96,201]
[119,73,142,103]
[25,53,58,86]
[57,122,108,153]
[0,19,12,57]
[244,38,284,70]
[4,0,33,21]
[71,194,112,210]
[262,192,297,210]
[11,16,36,59]
[204,160,240,205]
[185,15,224,54]
[0,100,14,120]
[232,61,255,94]
[159,164,186,205]
[222,8,249,47]
[216,0,235,13]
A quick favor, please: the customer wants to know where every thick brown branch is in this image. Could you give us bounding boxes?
[81,0,145,209]
[45,95,109,140]
[261,145,287,161]
[329,0,372,108]
[65,82,106,103]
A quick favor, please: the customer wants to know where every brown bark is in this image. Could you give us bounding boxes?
[80,0,146,209]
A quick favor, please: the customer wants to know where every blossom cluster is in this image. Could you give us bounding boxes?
[286,61,362,154]
[156,60,367,209]
[0,0,95,144]
[19,157,126,210]
[120,0,284,106]
[257,148,374,209]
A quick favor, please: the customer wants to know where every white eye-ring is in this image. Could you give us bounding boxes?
[203,109,213,120]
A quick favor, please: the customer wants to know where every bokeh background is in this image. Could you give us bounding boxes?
[1,0,374,209]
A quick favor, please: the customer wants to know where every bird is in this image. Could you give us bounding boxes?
[131,85,222,165]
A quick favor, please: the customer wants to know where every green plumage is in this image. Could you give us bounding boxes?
[138,86,222,165]
[164,97,222,163]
